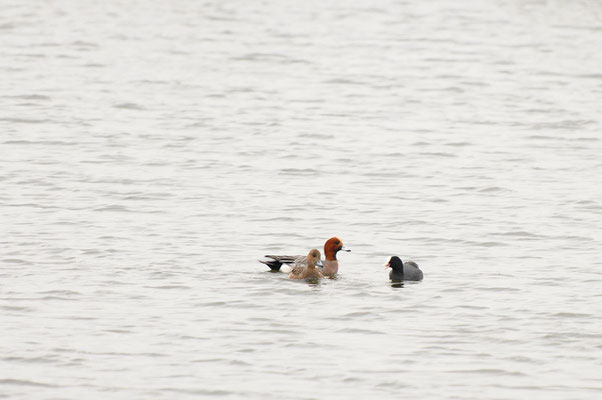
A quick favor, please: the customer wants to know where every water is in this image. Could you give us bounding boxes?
[1,0,601,398]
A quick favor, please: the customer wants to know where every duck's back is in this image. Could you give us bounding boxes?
[289,266,323,280]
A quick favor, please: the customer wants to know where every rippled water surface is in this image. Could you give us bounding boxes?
[2,0,602,398]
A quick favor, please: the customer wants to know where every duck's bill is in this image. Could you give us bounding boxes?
[384,261,390,269]
[340,245,350,252]
[317,259,324,268]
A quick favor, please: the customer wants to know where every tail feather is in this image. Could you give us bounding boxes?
[264,255,299,264]
[258,259,282,271]
[259,254,303,271]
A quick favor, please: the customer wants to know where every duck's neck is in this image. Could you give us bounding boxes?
[322,259,338,275]
[324,248,338,261]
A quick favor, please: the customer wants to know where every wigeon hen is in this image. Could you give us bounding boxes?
[260,237,350,276]
[289,249,323,281]
[385,256,423,281]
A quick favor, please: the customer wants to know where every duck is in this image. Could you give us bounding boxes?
[289,249,323,280]
[260,237,350,276]
[385,256,423,281]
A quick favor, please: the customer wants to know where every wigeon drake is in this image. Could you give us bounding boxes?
[259,237,350,276]
[385,256,423,281]
[289,249,323,281]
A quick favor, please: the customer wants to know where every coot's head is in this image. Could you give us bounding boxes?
[385,256,403,271]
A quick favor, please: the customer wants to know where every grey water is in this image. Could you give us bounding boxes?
[1,0,601,399]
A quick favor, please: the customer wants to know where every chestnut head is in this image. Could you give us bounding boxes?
[323,237,350,260]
